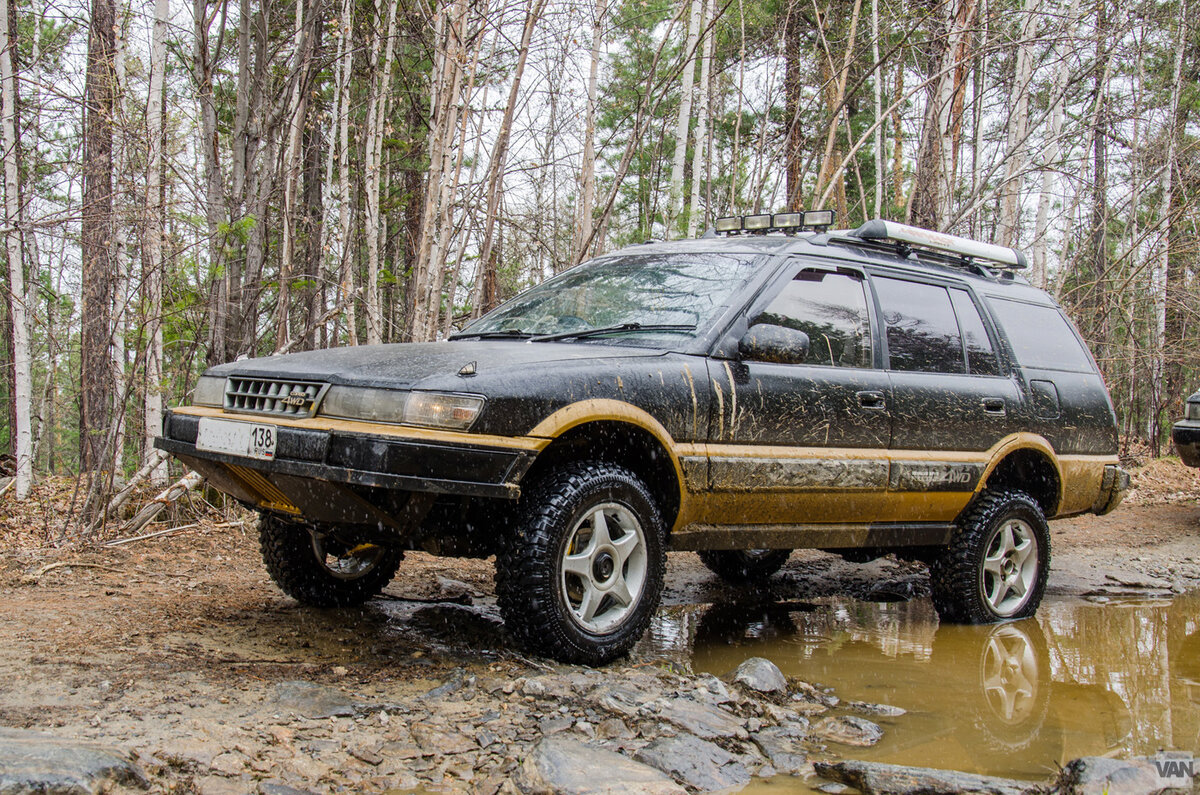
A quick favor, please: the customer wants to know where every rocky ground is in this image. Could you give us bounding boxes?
[0,459,1196,794]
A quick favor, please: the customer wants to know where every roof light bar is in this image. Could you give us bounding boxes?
[802,209,835,228]
[850,219,1028,269]
[710,210,838,235]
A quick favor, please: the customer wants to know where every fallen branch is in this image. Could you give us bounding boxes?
[92,449,171,530]
[120,471,206,536]
[30,561,126,578]
[102,519,245,548]
[0,477,14,500]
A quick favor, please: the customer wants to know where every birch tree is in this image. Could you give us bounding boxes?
[0,0,31,497]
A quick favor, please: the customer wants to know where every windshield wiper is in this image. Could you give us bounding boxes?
[530,323,697,342]
[448,329,533,341]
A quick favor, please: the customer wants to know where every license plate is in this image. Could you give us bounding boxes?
[196,418,277,460]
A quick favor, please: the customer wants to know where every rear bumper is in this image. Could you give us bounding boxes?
[1172,420,1200,468]
[155,409,537,516]
[1090,464,1131,515]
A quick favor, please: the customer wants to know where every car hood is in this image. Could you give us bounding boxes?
[204,341,669,389]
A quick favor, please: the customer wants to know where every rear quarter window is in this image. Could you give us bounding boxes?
[986,297,1096,373]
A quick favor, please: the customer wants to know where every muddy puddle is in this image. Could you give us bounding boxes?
[645,592,1200,782]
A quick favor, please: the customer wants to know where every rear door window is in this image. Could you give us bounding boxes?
[874,277,965,373]
[949,289,1001,376]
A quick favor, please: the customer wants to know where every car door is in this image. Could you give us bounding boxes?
[871,274,1024,516]
[705,261,893,524]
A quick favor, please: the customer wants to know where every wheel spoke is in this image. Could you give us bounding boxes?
[611,526,641,565]
[1012,535,1034,567]
[562,551,592,579]
[987,574,1009,609]
[590,509,613,548]
[984,549,1005,577]
[608,575,633,608]
[576,583,603,623]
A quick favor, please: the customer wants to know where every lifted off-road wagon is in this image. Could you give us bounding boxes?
[158,215,1129,664]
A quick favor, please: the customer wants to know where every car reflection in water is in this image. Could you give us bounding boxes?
[643,592,1200,781]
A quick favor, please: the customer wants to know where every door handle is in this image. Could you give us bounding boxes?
[857,391,887,410]
[982,397,1006,415]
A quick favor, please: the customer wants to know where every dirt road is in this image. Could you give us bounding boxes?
[0,463,1196,793]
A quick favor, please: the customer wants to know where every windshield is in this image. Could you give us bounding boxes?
[457,252,762,344]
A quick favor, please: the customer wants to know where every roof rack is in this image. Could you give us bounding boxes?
[841,220,1028,270]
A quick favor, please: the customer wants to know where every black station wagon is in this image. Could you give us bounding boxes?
[157,215,1129,664]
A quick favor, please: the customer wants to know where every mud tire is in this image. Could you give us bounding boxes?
[698,549,792,583]
[931,490,1050,623]
[495,462,666,665]
[258,513,403,607]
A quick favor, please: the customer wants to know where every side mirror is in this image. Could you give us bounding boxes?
[739,323,810,365]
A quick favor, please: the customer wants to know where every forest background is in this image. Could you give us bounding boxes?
[0,0,1196,525]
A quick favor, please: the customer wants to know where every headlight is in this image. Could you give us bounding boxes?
[194,375,226,407]
[1186,396,1200,421]
[321,386,409,423]
[404,392,484,430]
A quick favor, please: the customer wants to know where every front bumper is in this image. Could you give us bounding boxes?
[1091,464,1131,516]
[1172,420,1200,468]
[155,409,539,519]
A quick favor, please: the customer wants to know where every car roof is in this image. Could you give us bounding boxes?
[599,232,1056,307]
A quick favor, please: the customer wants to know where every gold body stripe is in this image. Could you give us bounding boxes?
[177,401,1117,529]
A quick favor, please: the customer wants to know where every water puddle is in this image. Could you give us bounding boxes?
[645,592,1200,781]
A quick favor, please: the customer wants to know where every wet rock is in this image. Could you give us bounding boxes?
[634,733,752,792]
[792,680,839,708]
[751,726,808,775]
[590,682,656,718]
[815,760,1037,794]
[1055,756,1177,795]
[516,735,687,795]
[656,697,748,740]
[270,680,359,719]
[410,722,476,755]
[813,715,884,747]
[594,717,634,741]
[258,783,317,795]
[0,728,148,793]
[844,700,906,717]
[730,657,788,694]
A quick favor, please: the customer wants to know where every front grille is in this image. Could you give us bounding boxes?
[224,377,329,418]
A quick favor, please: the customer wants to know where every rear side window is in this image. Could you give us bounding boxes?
[987,298,1096,373]
[874,277,964,373]
[756,269,873,368]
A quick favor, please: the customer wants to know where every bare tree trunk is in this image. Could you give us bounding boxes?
[871,0,883,217]
[0,0,30,497]
[80,0,116,472]
[687,0,713,239]
[277,0,308,350]
[335,0,357,345]
[665,0,702,237]
[995,0,1042,246]
[572,0,605,264]
[363,0,400,344]
[143,0,170,483]
[196,0,230,366]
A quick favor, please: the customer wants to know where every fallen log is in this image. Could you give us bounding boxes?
[120,470,206,536]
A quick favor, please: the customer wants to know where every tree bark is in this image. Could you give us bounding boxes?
[80,0,116,471]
